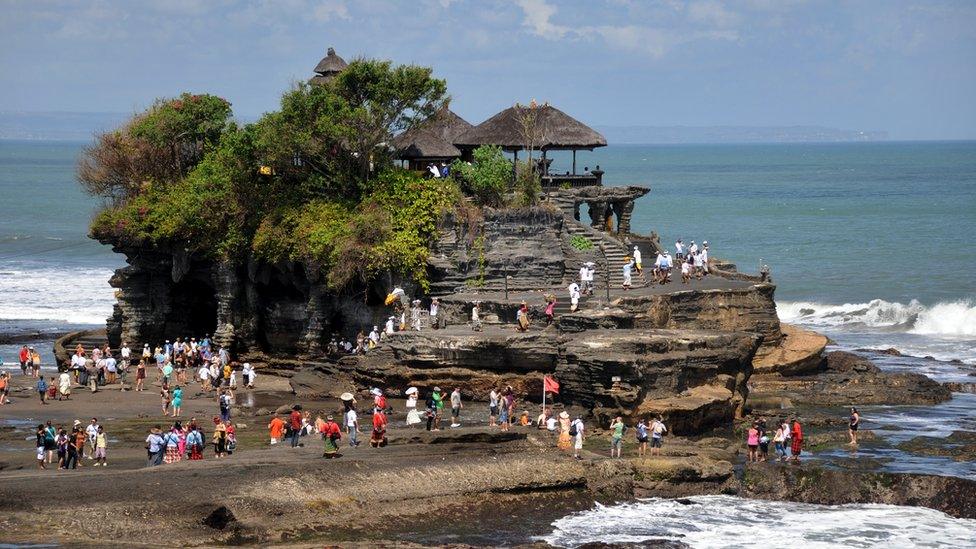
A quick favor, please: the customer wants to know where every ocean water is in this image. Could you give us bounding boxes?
[539,495,976,548]
[1,139,974,366]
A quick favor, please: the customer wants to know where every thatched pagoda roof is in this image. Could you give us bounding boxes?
[310,47,348,84]
[392,108,473,160]
[454,103,607,151]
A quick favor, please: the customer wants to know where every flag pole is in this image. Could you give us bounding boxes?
[542,376,546,416]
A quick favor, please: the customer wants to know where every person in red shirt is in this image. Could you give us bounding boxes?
[289,405,303,448]
[19,345,30,376]
[319,415,342,458]
[790,417,803,462]
[370,409,388,448]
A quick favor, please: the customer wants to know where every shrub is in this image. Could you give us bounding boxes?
[452,145,511,207]
[571,235,593,251]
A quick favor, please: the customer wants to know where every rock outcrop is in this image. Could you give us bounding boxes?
[749,350,951,406]
[349,326,761,433]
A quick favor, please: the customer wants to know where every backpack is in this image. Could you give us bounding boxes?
[568,422,578,437]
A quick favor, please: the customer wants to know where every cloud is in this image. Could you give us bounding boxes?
[687,0,741,28]
[513,0,740,59]
[312,0,350,22]
[514,0,569,39]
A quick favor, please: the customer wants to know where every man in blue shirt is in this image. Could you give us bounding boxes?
[37,377,48,404]
[145,426,165,466]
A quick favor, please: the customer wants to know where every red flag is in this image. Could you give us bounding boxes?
[544,375,560,394]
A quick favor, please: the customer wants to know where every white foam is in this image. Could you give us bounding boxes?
[540,495,976,548]
[777,298,976,337]
[0,265,115,325]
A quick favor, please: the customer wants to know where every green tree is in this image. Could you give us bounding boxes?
[78,93,232,202]
[452,145,512,207]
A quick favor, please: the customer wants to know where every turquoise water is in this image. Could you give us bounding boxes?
[1,139,975,362]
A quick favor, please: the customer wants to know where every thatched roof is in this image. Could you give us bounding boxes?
[310,47,347,84]
[454,103,607,151]
[392,108,473,160]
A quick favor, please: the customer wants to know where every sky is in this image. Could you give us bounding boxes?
[2,0,975,139]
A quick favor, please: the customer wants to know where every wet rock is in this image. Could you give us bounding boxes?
[897,432,976,462]
[824,351,880,373]
[750,351,950,406]
[942,382,976,393]
[741,464,976,519]
[202,506,237,530]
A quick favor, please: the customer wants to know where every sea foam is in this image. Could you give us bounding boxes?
[778,298,976,337]
[539,495,976,548]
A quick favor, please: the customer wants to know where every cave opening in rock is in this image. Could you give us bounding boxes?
[169,275,218,339]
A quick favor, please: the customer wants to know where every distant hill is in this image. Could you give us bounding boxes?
[596,125,888,144]
[1,112,887,145]
[0,111,130,141]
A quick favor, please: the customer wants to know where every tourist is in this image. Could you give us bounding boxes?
[187,425,204,460]
[571,416,585,460]
[568,281,581,312]
[405,387,422,426]
[425,391,437,431]
[747,422,760,462]
[609,416,625,458]
[790,417,803,462]
[773,423,787,461]
[498,394,510,432]
[242,362,254,388]
[135,359,147,391]
[368,326,380,349]
[0,372,8,405]
[72,424,86,466]
[104,352,117,384]
[346,405,359,447]
[70,348,86,383]
[689,240,698,257]
[504,386,516,425]
[516,301,530,332]
[431,386,446,430]
[384,315,396,335]
[229,367,237,390]
[20,345,30,376]
[849,407,860,446]
[471,302,482,331]
[268,414,285,445]
[35,424,47,469]
[163,423,183,464]
[55,428,68,469]
[161,384,171,416]
[759,425,770,462]
[661,251,673,284]
[370,408,388,448]
[172,385,184,417]
[519,411,531,427]
[410,299,423,331]
[675,239,684,259]
[225,421,237,455]
[450,387,463,427]
[557,411,571,451]
[622,258,634,290]
[633,246,642,274]
[650,416,667,455]
[218,388,232,423]
[535,407,549,429]
[701,242,709,275]
[46,377,57,402]
[212,417,228,458]
[65,428,80,469]
[780,417,791,458]
[289,405,303,447]
[146,426,165,467]
[693,250,704,280]
[488,387,500,427]
[636,419,649,457]
[85,418,100,459]
[30,346,41,378]
[57,370,71,400]
[546,413,557,433]
[36,375,48,404]
[681,256,692,284]
[430,298,440,329]
[320,415,343,458]
[544,295,556,326]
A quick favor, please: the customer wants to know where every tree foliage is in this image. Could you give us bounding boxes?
[451,145,512,207]
[78,93,232,202]
[86,57,460,292]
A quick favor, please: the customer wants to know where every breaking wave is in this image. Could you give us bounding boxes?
[539,495,976,548]
[778,298,976,337]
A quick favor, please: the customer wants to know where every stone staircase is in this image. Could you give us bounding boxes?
[548,193,645,290]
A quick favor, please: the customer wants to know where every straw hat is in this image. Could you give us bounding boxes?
[559,411,570,419]
[339,392,355,402]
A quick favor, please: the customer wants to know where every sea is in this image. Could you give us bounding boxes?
[2,139,975,547]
